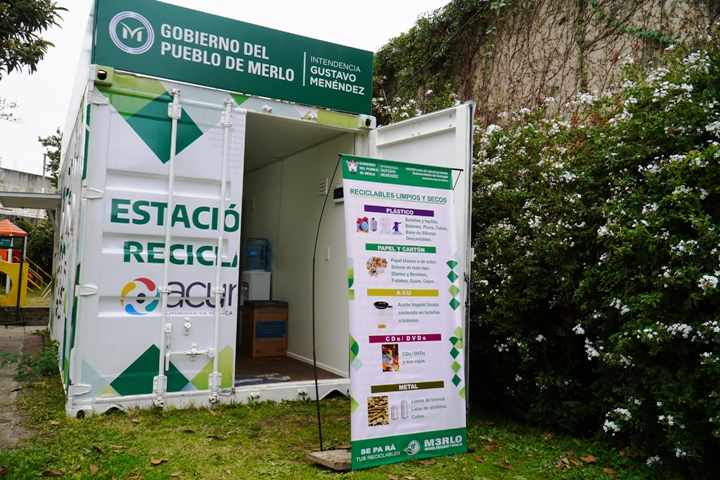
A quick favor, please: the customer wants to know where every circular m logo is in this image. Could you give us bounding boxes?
[109,11,154,55]
[120,278,160,316]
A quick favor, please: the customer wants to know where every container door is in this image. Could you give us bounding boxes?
[368,102,475,386]
[68,73,246,413]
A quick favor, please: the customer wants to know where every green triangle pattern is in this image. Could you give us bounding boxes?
[230,93,251,106]
[110,345,189,396]
[350,336,359,361]
[97,75,168,115]
[350,335,363,371]
[449,325,464,390]
[97,77,204,164]
[191,358,215,390]
[188,346,234,390]
[450,336,463,350]
[350,396,360,413]
[125,92,204,164]
[446,253,460,310]
[459,386,466,400]
[99,384,120,398]
[218,345,234,389]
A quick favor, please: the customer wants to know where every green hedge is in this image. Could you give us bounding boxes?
[470,28,720,475]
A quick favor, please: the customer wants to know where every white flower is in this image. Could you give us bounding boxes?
[667,323,693,338]
[699,275,719,291]
[603,419,620,434]
[560,172,577,182]
[614,408,632,420]
[585,339,600,359]
[573,324,585,335]
[536,334,546,342]
[706,121,720,135]
[646,455,661,466]
[610,298,628,314]
[642,203,658,214]
[659,414,675,426]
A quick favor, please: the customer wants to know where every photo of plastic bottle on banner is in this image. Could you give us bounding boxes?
[342,154,466,470]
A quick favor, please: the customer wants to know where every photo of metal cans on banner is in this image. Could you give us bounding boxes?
[342,154,467,470]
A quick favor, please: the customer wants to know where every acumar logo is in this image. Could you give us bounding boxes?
[120,278,160,315]
[110,11,155,55]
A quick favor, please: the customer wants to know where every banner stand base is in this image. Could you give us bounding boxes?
[307,449,351,471]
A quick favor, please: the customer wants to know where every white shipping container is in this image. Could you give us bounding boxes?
[52,0,473,417]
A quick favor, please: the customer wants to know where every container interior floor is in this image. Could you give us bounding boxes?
[235,354,343,382]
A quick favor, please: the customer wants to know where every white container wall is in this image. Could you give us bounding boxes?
[52,0,473,416]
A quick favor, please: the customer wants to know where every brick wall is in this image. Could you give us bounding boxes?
[20,307,50,326]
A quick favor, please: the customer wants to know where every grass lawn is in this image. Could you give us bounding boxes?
[0,336,666,479]
[24,288,51,307]
[0,385,663,479]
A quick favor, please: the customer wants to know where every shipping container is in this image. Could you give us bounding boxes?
[52,0,473,417]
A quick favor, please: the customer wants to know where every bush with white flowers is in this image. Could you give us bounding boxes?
[471,26,720,475]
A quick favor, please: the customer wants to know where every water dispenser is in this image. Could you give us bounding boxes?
[243,238,271,301]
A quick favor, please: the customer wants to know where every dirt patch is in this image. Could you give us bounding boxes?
[0,329,45,449]
[22,332,44,356]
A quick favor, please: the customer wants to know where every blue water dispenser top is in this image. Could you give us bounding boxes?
[245,238,269,271]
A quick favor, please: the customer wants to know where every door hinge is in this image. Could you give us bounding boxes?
[75,284,98,296]
[90,92,109,105]
[68,384,91,396]
[82,187,104,200]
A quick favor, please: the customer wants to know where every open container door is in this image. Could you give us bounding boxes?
[368,102,475,397]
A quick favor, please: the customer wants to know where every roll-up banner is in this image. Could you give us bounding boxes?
[341,154,467,470]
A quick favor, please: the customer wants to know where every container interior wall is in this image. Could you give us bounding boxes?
[241,131,355,377]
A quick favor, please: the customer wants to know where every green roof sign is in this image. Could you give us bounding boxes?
[93,0,374,115]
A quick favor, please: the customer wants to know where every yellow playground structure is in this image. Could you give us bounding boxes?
[0,219,51,308]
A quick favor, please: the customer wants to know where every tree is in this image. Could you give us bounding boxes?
[0,96,19,122]
[0,0,65,79]
[24,218,53,274]
[38,127,61,187]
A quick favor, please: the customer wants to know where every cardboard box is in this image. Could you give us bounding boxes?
[240,301,288,357]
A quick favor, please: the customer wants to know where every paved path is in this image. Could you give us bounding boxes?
[0,326,43,449]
